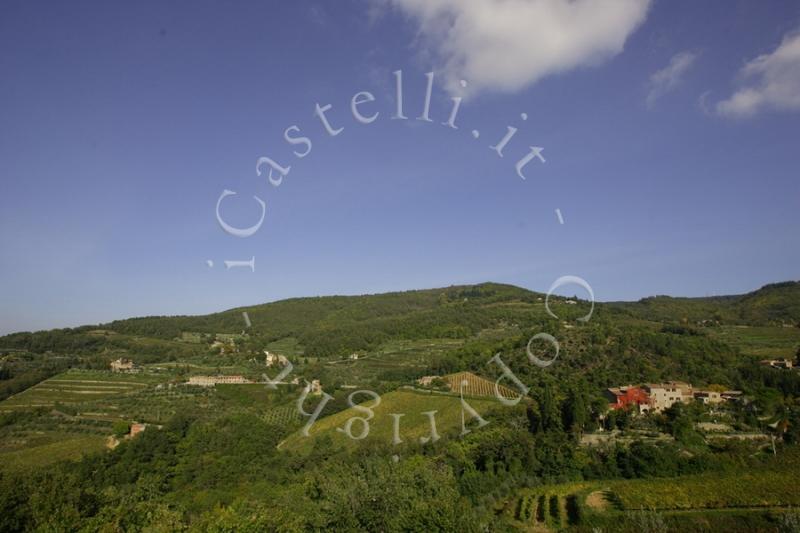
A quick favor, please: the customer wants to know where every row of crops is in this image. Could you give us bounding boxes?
[0,371,158,409]
[79,386,216,423]
[262,404,302,426]
[441,371,517,399]
[513,492,582,526]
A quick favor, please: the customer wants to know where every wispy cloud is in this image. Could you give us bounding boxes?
[697,90,713,115]
[364,0,390,27]
[646,51,697,108]
[373,0,652,96]
[309,4,327,26]
[717,28,800,117]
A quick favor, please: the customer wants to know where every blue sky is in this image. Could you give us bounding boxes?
[1,0,799,334]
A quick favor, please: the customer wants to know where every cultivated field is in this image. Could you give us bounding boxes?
[0,434,106,472]
[0,370,164,410]
[0,370,170,470]
[280,389,499,453]
[607,469,800,510]
[709,325,800,358]
[440,371,519,399]
[319,338,465,385]
[503,452,800,532]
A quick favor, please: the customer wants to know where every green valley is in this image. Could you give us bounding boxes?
[1,281,799,532]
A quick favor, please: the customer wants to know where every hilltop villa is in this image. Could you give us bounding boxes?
[110,358,135,372]
[264,351,289,367]
[606,381,742,413]
[643,381,694,412]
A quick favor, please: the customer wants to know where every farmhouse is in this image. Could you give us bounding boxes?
[605,381,743,412]
[187,375,251,387]
[210,340,225,352]
[760,359,794,369]
[721,390,744,402]
[605,385,650,413]
[187,375,215,387]
[110,358,135,372]
[643,381,693,413]
[210,333,245,354]
[210,375,250,385]
[264,351,289,367]
[693,390,723,405]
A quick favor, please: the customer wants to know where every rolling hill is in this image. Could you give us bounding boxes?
[609,281,800,326]
[3,281,798,359]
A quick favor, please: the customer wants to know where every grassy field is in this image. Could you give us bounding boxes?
[317,338,465,385]
[280,389,499,453]
[708,325,800,358]
[266,336,305,357]
[0,433,105,471]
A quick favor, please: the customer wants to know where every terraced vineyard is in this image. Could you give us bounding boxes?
[81,385,216,424]
[507,485,588,530]
[441,371,518,399]
[609,470,800,511]
[0,370,165,410]
[263,403,302,425]
[502,453,800,531]
[0,407,115,473]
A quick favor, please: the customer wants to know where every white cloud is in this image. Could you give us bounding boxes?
[378,0,652,95]
[646,51,697,108]
[717,29,800,117]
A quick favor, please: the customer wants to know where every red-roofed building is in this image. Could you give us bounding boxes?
[605,385,651,413]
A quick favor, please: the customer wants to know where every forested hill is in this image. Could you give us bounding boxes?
[609,281,800,325]
[87,280,800,336]
[1,281,798,359]
[104,282,541,340]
